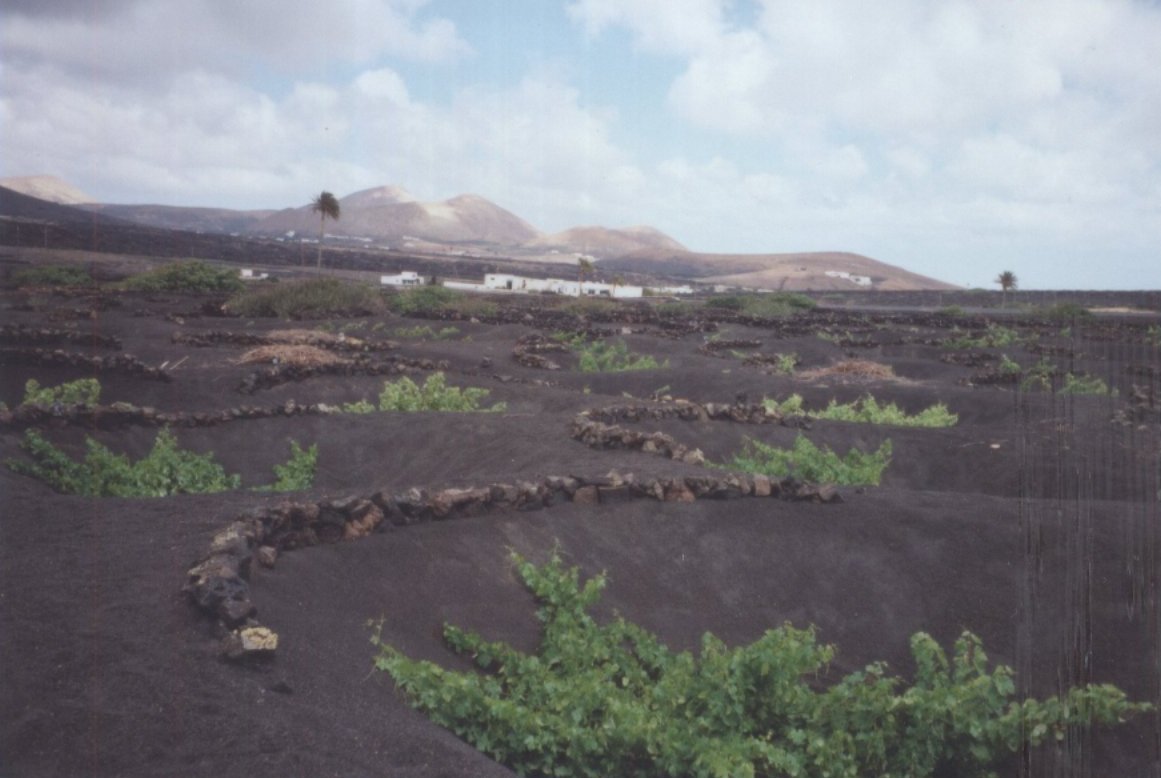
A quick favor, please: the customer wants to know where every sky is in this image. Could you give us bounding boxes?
[2,0,1159,290]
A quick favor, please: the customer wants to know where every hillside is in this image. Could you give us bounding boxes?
[525,225,686,258]
[0,175,94,205]
[601,249,959,291]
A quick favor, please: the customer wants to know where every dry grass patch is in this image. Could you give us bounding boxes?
[266,328,364,347]
[800,359,900,382]
[234,344,349,367]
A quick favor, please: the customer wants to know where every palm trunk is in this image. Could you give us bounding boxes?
[316,214,324,271]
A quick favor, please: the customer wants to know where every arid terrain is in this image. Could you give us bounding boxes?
[1,249,1159,777]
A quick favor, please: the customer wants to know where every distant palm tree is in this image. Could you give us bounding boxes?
[995,271,1017,306]
[577,257,595,289]
[311,191,341,271]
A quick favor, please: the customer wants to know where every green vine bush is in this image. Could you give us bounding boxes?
[723,434,892,486]
[388,285,460,315]
[227,278,384,318]
[11,265,94,287]
[342,372,505,413]
[945,324,1022,350]
[121,260,244,294]
[577,339,666,373]
[764,394,957,428]
[706,293,816,317]
[7,430,316,496]
[372,551,1148,778]
[1060,373,1112,396]
[22,378,101,406]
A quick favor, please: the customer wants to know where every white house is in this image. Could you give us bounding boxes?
[381,271,423,287]
[239,268,269,281]
[824,270,873,288]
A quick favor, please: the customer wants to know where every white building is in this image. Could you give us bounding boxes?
[481,273,643,298]
[381,271,423,287]
[239,268,269,281]
[824,270,873,287]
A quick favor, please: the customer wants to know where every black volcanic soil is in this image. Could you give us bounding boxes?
[1,273,1160,777]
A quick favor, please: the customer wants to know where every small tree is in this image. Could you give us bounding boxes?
[995,271,1017,306]
[311,191,341,272]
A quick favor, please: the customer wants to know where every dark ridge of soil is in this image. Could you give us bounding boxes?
[1,266,1159,777]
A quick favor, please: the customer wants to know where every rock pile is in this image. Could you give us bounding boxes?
[237,355,447,393]
[0,324,122,349]
[0,348,172,381]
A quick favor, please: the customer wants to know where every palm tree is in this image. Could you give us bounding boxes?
[577,257,595,293]
[311,191,341,271]
[995,271,1017,307]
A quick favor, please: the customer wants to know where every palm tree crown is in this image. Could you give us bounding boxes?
[995,271,1017,306]
[311,191,341,271]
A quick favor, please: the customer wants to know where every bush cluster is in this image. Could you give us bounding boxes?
[22,378,101,406]
[706,293,816,317]
[724,434,892,486]
[945,323,1021,350]
[577,339,666,373]
[227,278,384,318]
[7,430,316,496]
[11,265,93,287]
[765,394,958,428]
[388,285,461,315]
[342,372,505,413]
[373,551,1148,778]
[122,261,244,293]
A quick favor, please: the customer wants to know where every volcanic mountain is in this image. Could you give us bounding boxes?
[251,187,540,246]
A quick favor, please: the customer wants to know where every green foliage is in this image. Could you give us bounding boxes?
[1035,302,1092,321]
[227,278,384,318]
[775,352,798,375]
[998,354,1022,376]
[11,264,93,287]
[1020,358,1057,391]
[22,378,101,406]
[7,428,241,497]
[257,439,318,492]
[577,339,666,373]
[392,325,461,340]
[1060,372,1111,396]
[945,323,1021,350]
[388,285,460,315]
[937,305,965,317]
[764,394,957,428]
[122,260,244,293]
[1144,324,1160,347]
[707,292,816,317]
[7,430,319,496]
[344,372,505,413]
[373,551,1148,778]
[724,434,893,485]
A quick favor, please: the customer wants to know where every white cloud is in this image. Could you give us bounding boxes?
[0,0,469,87]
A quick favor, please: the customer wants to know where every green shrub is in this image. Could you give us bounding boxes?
[122,260,244,293]
[998,354,1021,375]
[775,352,798,375]
[7,428,240,497]
[343,373,505,413]
[7,430,317,496]
[764,394,957,428]
[372,551,1148,778]
[388,285,460,315]
[707,293,815,317]
[22,378,101,406]
[577,339,665,373]
[393,325,460,340]
[1146,324,1160,347]
[1035,302,1092,321]
[937,304,965,317]
[12,265,93,287]
[723,434,892,485]
[227,278,384,318]
[1060,372,1111,396]
[257,439,318,492]
[1020,358,1056,391]
[945,323,1021,350]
